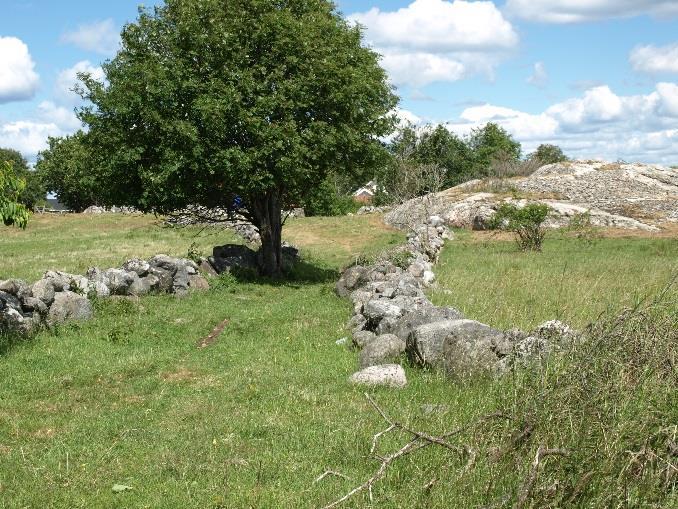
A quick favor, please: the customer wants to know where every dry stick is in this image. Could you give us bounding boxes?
[314,471,351,484]
[197,319,230,349]
[321,395,506,509]
[514,446,570,509]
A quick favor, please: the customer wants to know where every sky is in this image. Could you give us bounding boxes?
[1,0,678,164]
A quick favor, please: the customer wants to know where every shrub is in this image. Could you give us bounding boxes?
[304,178,361,217]
[490,203,549,251]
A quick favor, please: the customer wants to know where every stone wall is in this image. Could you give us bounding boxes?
[0,255,209,335]
[339,216,576,387]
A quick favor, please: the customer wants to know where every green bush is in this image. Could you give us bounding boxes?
[490,203,549,251]
[303,178,361,217]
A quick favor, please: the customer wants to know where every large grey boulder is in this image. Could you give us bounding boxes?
[349,364,407,388]
[208,245,258,274]
[31,279,55,306]
[441,320,507,376]
[359,334,406,368]
[149,254,181,274]
[148,267,174,293]
[104,269,138,295]
[363,298,405,326]
[172,266,190,296]
[47,291,93,326]
[20,297,48,316]
[407,319,465,367]
[387,306,464,342]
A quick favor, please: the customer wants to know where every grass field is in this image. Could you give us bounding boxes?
[0,215,676,508]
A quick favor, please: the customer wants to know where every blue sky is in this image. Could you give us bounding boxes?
[1,0,678,163]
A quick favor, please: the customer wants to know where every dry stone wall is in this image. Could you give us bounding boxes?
[339,216,576,387]
[0,256,209,335]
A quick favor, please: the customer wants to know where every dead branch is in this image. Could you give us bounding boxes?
[314,470,351,484]
[320,395,507,509]
[514,446,570,509]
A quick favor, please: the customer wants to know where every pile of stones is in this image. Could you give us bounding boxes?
[0,255,209,335]
[338,215,577,388]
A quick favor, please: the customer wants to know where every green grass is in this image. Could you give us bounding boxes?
[1,216,676,508]
[430,230,678,330]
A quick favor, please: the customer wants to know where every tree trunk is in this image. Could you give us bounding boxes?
[251,191,283,278]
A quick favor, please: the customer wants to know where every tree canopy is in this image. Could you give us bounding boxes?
[0,147,46,211]
[0,161,31,229]
[529,144,569,165]
[35,132,99,212]
[77,0,397,275]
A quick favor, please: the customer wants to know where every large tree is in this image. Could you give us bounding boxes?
[35,132,99,212]
[77,0,397,276]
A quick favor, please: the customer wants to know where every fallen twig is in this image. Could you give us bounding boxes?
[314,470,351,484]
[514,446,570,509]
[197,319,230,349]
[320,394,507,509]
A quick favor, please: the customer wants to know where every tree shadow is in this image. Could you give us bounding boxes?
[228,259,340,287]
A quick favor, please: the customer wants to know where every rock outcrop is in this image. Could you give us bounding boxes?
[385,161,677,232]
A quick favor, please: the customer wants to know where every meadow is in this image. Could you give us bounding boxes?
[0,214,676,508]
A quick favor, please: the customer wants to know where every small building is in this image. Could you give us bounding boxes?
[353,180,378,204]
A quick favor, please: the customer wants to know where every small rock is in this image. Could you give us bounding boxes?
[199,259,218,277]
[349,364,407,388]
[31,279,56,306]
[335,337,348,346]
[122,258,150,276]
[188,275,210,291]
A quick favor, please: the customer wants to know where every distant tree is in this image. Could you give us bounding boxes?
[386,124,472,188]
[0,147,46,210]
[35,132,98,212]
[529,144,569,166]
[467,122,521,178]
[77,0,396,276]
[0,161,30,229]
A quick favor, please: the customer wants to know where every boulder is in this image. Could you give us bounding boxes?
[352,330,376,350]
[21,296,48,316]
[336,266,368,298]
[0,291,22,313]
[188,275,210,291]
[209,245,258,274]
[149,254,181,274]
[363,299,405,325]
[388,306,464,342]
[0,279,29,296]
[122,258,150,276]
[349,364,407,388]
[104,269,138,295]
[129,276,152,296]
[407,319,464,367]
[359,334,406,368]
[199,259,219,277]
[347,313,367,335]
[441,320,507,376]
[172,266,190,296]
[47,291,93,326]
[31,279,55,306]
[148,267,173,293]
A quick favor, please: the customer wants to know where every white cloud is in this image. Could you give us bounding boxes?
[61,19,120,55]
[55,60,105,104]
[527,62,548,88]
[0,36,39,103]
[37,101,81,131]
[506,0,678,23]
[0,121,62,160]
[349,0,518,87]
[630,43,678,74]
[440,83,678,164]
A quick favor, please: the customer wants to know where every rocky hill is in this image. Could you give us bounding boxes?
[386,161,678,232]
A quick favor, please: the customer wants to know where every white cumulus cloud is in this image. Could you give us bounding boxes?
[55,60,105,104]
[0,36,39,103]
[630,43,678,74]
[349,0,518,87]
[506,0,678,23]
[440,83,678,164]
[0,121,62,160]
[61,19,120,55]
